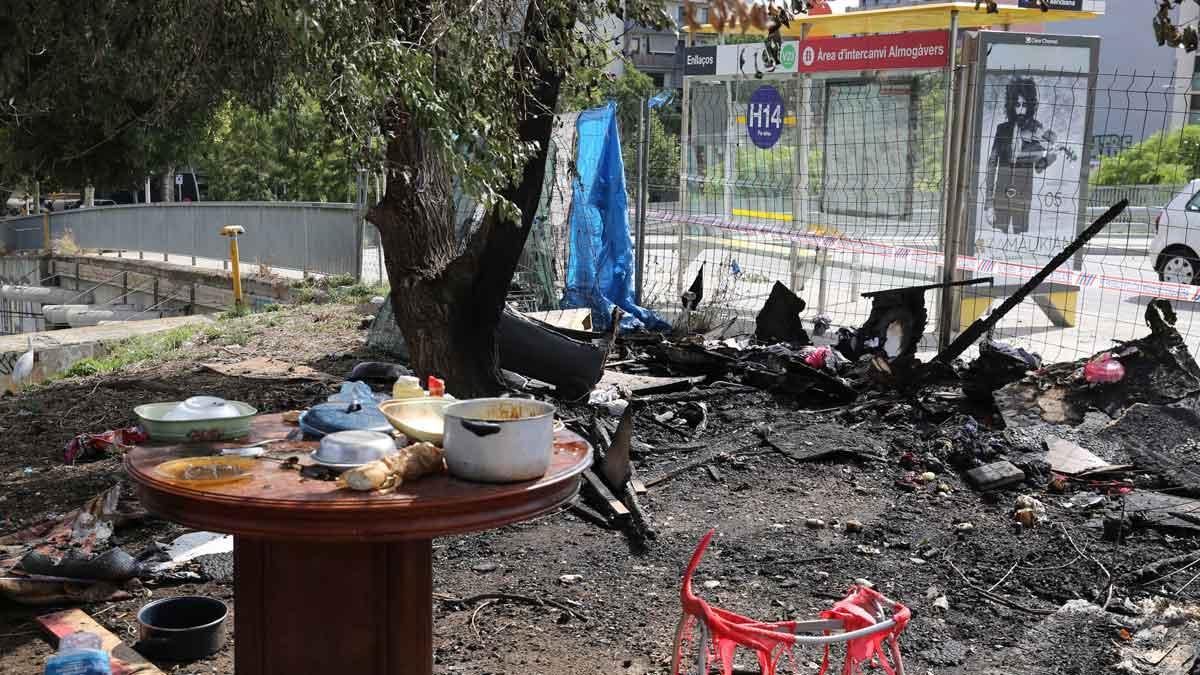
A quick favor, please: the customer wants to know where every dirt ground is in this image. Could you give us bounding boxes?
[1,303,1196,674]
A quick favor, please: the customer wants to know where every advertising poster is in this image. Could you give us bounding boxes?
[970,32,1098,264]
[823,79,916,218]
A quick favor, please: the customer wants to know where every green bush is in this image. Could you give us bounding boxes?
[55,325,201,380]
[289,274,387,305]
[1091,126,1200,186]
[62,359,104,378]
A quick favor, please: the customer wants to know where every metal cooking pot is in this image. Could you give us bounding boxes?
[136,596,228,661]
[442,398,555,483]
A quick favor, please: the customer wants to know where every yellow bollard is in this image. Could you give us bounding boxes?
[220,225,246,310]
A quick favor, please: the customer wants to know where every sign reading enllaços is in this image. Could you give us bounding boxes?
[685,42,799,77]
[797,30,950,72]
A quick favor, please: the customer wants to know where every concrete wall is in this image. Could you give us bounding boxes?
[0,315,212,392]
[48,255,298,315]
[0,254,301,334]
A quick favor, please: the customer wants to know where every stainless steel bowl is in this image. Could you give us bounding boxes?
[311,430,395,468]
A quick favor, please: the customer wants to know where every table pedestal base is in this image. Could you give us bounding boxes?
[234,537,433,675]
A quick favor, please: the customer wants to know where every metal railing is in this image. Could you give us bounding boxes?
[1,202,364,278]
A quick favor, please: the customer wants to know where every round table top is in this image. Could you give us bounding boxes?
[125,413,592,542]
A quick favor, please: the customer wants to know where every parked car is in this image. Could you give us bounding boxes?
[1152,179,1200,284]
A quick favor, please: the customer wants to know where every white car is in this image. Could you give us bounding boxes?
[1153,179,1200,284]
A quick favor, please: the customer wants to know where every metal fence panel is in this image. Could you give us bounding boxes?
[948,71,1199,363]
[306,205,361,277]
[641,70,951,343]
[139,205,167,256]
[520,64,1200,366]
[4,214,42,250]
[0,203,361,278]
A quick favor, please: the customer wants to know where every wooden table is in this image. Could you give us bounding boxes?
[125,414,592,675]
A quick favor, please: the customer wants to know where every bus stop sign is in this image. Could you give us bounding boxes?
[747,85,784,150]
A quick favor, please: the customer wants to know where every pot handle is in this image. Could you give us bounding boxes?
[460,419,502,437]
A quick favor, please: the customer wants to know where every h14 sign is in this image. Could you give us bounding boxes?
[747,86,785,150]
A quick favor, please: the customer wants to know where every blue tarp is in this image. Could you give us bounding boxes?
[560,102,669,332]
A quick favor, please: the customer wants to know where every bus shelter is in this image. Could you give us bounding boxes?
[672,1,1104,349]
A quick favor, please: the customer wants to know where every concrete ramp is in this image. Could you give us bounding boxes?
[0,315,212,391]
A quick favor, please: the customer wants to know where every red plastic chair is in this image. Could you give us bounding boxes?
[673,530,910,675]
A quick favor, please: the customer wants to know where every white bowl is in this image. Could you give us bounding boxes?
[161,396,244,421]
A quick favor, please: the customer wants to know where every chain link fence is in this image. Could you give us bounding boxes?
[639,70,951,346]
[518,63,1200,365]
[955,69,1200,363]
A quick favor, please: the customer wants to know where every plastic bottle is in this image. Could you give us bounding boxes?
[427,376,445,398]
[1084,353,1125,384]
[391,375,425,400]
[45,631,110,675]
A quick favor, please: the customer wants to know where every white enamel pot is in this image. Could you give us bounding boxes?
[441,398,555,483]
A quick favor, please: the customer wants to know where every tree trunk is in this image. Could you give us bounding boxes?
[161,167,174,203]
[367,0,571,398]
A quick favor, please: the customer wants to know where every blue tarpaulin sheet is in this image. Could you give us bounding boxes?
[560,102,669,332]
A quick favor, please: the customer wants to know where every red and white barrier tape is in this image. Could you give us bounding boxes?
[645,208,1200,303]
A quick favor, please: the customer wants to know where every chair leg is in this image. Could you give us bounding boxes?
[889,637,905,675]
[672,613,709,675]
[671,614,688,675]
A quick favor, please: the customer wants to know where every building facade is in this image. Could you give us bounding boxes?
[619,3,707,89]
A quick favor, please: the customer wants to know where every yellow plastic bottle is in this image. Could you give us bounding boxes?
[391,375,425,400]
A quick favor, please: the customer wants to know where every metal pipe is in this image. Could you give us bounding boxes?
[791,23,813,294]
[221,225,246,310]
[936,9,961,350]
[0,284,92,305]
[65,306,147,327]
[720,33,733,219]
[935,200,1129,364]
[635,96,649,305]
[64,269,127,304]
[677,29,693,299]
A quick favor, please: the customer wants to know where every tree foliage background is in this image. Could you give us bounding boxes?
[199,84,355,202]
[1090,126,1200,186]
[563,65,680,196]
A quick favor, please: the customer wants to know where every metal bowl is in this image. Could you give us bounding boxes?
[311,430,396,469]
[378,398,454,444]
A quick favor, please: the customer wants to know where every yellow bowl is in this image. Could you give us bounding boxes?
[378,398,454,444]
